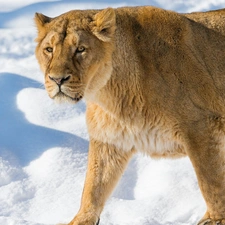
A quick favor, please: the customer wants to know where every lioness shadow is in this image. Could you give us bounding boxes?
[0,72,88,166]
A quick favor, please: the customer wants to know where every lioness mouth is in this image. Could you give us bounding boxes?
[54,91,83,102]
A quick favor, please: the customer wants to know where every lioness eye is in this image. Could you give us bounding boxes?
[45,47,53,53]
[76,46,85,53]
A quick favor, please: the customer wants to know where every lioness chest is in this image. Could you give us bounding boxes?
[87,104,185,158]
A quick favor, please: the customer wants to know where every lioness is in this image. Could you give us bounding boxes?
[34,6,225,225]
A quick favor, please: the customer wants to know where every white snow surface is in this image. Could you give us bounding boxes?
[0,0,224,224]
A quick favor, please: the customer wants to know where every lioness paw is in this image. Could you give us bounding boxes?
[66,214,100,225]
[68,220,99,225]
[198,218,225,225]
[57,218,99,225]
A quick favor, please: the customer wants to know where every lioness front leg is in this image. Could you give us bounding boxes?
[68,139,135,225]
[186,118,225,225]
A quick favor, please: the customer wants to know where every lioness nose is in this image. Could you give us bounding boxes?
[49,75,71,85]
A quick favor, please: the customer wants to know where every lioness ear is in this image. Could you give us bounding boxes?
[34,13,51,29]
[91,8,116,42]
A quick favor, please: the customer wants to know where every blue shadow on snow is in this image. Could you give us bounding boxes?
[0,72,88,166]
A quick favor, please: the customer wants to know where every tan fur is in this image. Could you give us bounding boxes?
[35,6,225,225]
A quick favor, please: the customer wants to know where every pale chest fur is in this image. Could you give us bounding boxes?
[86,104,186,158]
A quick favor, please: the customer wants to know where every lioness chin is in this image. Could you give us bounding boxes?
[35,6,225,225]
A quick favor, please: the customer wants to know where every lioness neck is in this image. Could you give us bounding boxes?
[91,6,225,123]
[93,6,186,121]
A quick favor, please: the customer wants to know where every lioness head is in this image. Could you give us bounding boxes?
[35,8,116,103]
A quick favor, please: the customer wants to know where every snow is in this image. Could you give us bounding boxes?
[0,0,224,224]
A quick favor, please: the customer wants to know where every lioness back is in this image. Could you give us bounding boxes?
[185,8,225,35]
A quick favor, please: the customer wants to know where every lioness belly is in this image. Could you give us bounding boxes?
[105,127,184,157]
[134,128,186,158]
[87,107,185,158]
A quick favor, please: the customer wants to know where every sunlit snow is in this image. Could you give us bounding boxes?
[1,1,224,224]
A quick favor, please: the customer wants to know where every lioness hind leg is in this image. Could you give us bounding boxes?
[185,117,225,225]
